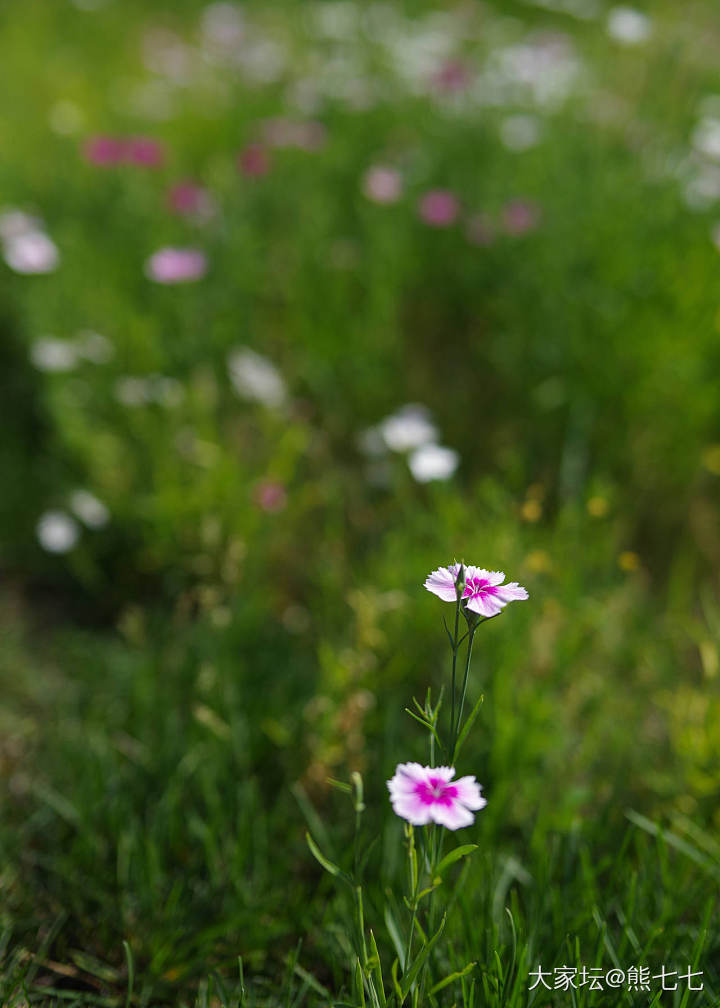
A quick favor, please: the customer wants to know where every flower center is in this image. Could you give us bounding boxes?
[415,777,459,806]
[463,576,496,599]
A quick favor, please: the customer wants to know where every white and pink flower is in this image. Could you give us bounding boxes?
[387,763,486,830]
[424,564,528,618]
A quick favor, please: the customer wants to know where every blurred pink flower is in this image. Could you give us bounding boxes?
[465,212,495,247]
[144,247,207,284]
[362,166,403,204]
[83,134,164,167]
[253,480,287,513]
[127,136,164,167]
[418,189,459,227]
[83,135,127,166]
[501,199,541,236]
[431,60,472,93]
[167,181,214,219]
[261,118,326,151]
[388,763,486,829]
[424,564,529,617]
[238,143,271,177]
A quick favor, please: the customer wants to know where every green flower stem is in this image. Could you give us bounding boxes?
[404,825,419,975]
[449,592,461,754]
[454,626,477,760]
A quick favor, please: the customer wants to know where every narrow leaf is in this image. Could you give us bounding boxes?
[428,962,477,995]
[435,844,479,878]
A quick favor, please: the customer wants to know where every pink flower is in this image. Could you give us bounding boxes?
[362,166,403,204]
[424,564,529,618]
[167,181,215,219]
[144,247,207,284]
[431,60,472,94]
[238,143,271,177]
[83,135,127,166]
[127,136,164,167]
[82,135,164,167]
[418,189,459,228]
[253,480,287,513]
[501,199,541,236]
[387,763,486,830]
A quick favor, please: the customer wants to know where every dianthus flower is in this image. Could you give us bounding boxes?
[387,763,486,829]
[424,564,528,617]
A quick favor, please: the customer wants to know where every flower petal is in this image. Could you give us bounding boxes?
[452,776,487,811]
[476,569,505,586]
[494,582,529,602]
[466,593,505,618]
[430,800,476,830]
[424,566,460,602]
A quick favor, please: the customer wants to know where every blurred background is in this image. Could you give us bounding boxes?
[1,0,719,1003]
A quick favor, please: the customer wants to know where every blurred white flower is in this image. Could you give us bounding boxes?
[75,330,114,363]
[607,7,651,44]
[692,117,720,161]
[115,375,184,407]
[201,2,245,50]
[379,404,438,452]
[3,231,60,274]
[0,210,42,241]
[408,444,459,483]
[36,511,79,553]
[49,100,85,136]
[69,490,110,529]
[357,426,387,458]
[31,337,78,372]
[500,114,541,151]
[227,347,287,407]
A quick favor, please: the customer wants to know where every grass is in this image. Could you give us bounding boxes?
[1,0,720,1004]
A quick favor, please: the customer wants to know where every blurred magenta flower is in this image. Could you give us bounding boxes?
[167,181,215,219]
[127,136,164,166]
[387,763,486,829]
[362,166,403,204]
[144,247,207,284]
[83,135,127,165]
[501,199,541,236]
[431,60,472,94]
[418,189,459,227]
[425,565,529,617]
[238,143,271,177]
[82,135,164,167]
[253,480,287,513]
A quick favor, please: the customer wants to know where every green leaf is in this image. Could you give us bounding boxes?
[452,695,484,761]
[391,959,403,1004]
[401,914,447,997]
[435,844,479,877]
[384,905,406,969]
[428,962,477,995]
[404,709,442,749]
[305,832,349,883]
[368,930,387,1008]
[122,940,134,1008]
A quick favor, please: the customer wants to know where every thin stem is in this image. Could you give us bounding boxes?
[454,626,477,759]
[449,594,461,752]
[404,826,418,975]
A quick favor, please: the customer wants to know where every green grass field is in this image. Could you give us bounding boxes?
[1,0,719,1004]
